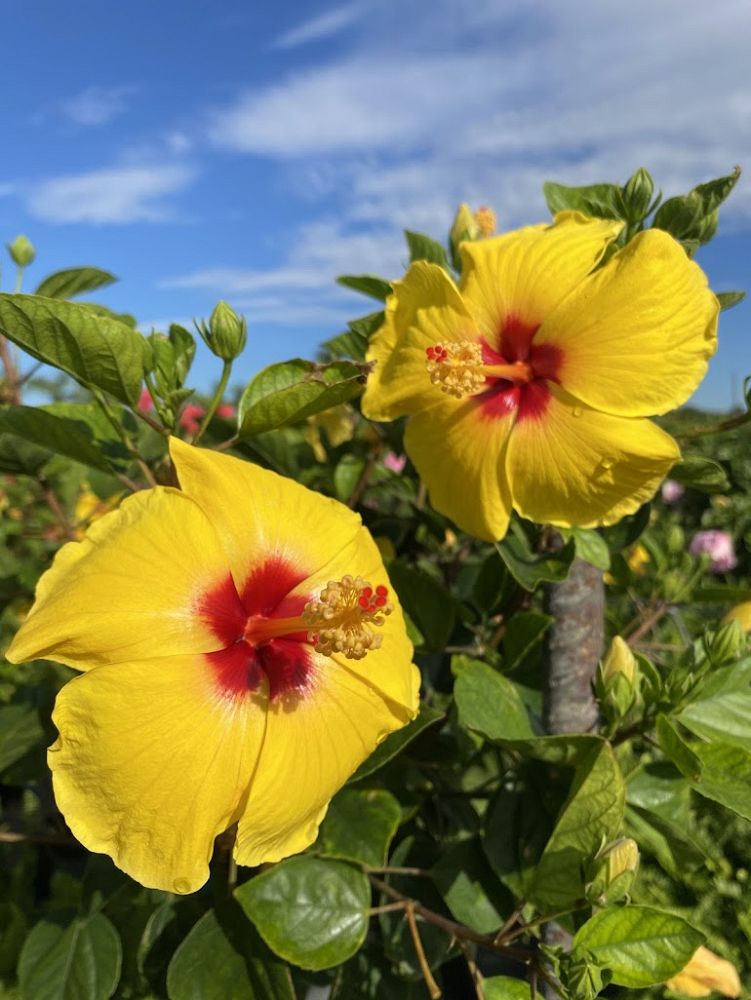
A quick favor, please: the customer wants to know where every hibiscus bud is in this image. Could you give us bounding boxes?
[697,208,719,243]
[598,636,639,718]
[723,601,751,632]
[690,529,737,573]
[7,234,36,267]
[450,203,481,249]
[586,837,640,905]
[622,167,654,222]
[707,619,746,665]
[666,945,741,998]
[196,301,247,361]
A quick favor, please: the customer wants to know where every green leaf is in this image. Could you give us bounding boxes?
[670,455,730,493]
[0,433,51,474]
[236,857,370,971]
[432,839,511,933]
[347,311,385,340]
[0,902,28,977]
[543,181,625,220]
[483,777,552,896]
[166,903,295,1000]
[333,454,365,502]
[0,704,43,774]
[531,742,625,908]
[496,533,575,592]
[34,267,117,300]
[716,290,746,311]
[453,656,534,741]
[238,359,366,437]
[624,805,704,878]
[0,293,146,405]
[317,788,402,867]
[0,405,121,473]
[572,905,703,988]
[349,705,444,781]
[18,914,122,1000]
[503,612,553,671]
[690,741,751,820]
[569,528,610,571]
[600,503,650,551]
[388,562,456,651]
[678,660,751,752]
[404,231,450,269]
[484,977,531,1000]
[652,192,706,241]
[337,275,392,301]
[692,166,742,213]
[655,715,702,781]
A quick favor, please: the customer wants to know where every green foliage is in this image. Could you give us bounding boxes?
[0,169,749,999]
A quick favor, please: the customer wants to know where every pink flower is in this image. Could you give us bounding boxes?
[217,404,236,420]
[137,387,154,413]
[179,403,206,435]
[690,530,738,573]
[383,452,407,474]
[661,479,685,504]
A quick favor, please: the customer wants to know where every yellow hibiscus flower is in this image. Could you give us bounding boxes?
[362,212,719,541]
[666,945,742,997]
[5,439,419,893]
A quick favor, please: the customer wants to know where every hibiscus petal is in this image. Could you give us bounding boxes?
[284,526,420,712]
[459,213,623,350]
[533,228,719,416]
[6,488,237,669]
[170,438,362,598]
[233,654,411,867]
[48,654,267,893]
[361,263,476,421]
[507,383,680,527]
[404,398,514,541]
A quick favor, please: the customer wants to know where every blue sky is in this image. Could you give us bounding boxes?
[1,0,749,410]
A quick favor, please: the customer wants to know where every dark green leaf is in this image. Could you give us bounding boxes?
[0,902,27,976]
[0,293,146,405]
[388,562,456,650]
[496,533,575,591]
[34,267,117,300]
[322,329,368,361]
[652,192,706,241]
[0,405,120,472]
[453,656,534,741]
[692,166,742,213]
[238,359,366,437]
[503,612,553,671]
[0,704,43,774]
[690,741,751,820]
[670,455,730,493]
[166,903,295,1000]
[432,839,511,933]
[347,311,385,340]
[337,275,392,301]
[236,857,369,971]
[572,905,703,988]
[349,705,444,781]
[717,290,746,311]
[18,914,122,1000]
[531,742,625,908]
[0,433,51,474]
[483,777,553,896]
[317,788,402,866]
[601,504,650,551]
[655,715,701,781]
[569,528,610,571]
[404,231,450,269]
[543,181,624,220]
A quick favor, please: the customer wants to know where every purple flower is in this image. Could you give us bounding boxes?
[383,452,407,474]
[690,530,738,573]
[661,479,685,504]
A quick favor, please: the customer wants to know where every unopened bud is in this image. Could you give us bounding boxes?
[708,619,746,665]
[586,838,639,905]
[196,301,247,361]
[622,168,654,223]
[598,637,639,719]
[697,208,719,243]
[7,234,36,268]
[450,203,480,248]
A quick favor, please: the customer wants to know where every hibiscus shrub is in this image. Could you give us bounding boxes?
[1,167,750,1000]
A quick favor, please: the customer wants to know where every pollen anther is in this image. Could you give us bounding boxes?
[425,341,487,398]
[302,575,393,660]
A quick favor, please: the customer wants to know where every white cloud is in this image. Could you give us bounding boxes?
[27,165,197,225]
[273,1,369,49]
[60,85,136,127]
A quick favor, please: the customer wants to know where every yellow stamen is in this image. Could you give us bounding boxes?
[425,342,533,398]
[243,575,393,661]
